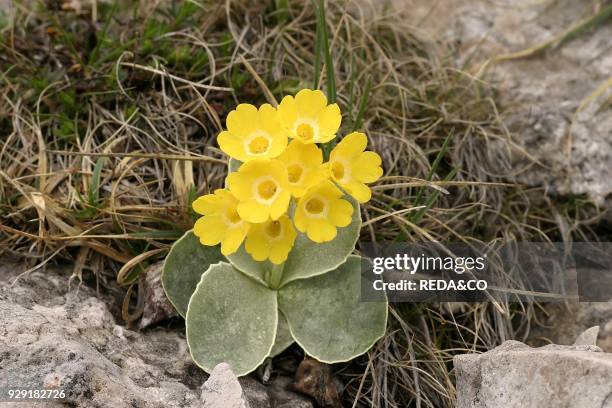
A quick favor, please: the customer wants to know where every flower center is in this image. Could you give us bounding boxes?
[248,135,270,155]
[265,220,282,239]
[287,164,303,184]
[296,123,314,142]
[331,161,345,181]
[225,207,241,224]
[305,197,325,215]
[257,180,278,201]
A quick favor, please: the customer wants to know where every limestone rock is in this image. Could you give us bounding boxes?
[574,325,600,346]
[200,363,251,408]
[0,269,201,408]
[139,261,178,329]
[529,301,612,352]
[0,266,311,408]
[392,0,612,207]
[454,340,612,408]
[267,376,315,408]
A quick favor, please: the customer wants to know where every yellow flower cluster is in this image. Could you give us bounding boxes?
[193,89,383,264]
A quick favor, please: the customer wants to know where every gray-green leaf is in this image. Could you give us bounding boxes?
[225,249,269,286]
[278,256,387,363]
[228,158,242,173]
[270,312,294,357]
[186,262,278,376]
[162,230,225,317]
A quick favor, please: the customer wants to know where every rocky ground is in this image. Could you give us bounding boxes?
[394,0,612,349]
[2,260,612,407]
[398,0,612,208]
[414,1,612,405]
[0,262,312,407]
[454,340,612,407]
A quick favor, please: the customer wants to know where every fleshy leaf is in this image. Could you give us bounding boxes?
[270,312,294,357]
[162,230,225,317]
[224,158,242,189]
[280,196,361,285]
[226,249,270,286]
[186,262,278,376]
[228,158,242,173]
[278,255,387,363]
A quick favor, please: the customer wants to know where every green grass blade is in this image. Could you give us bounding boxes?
[312,0,322,89]
[412,129,454,209]
[392,131,454,241]
[318,0,336,103]
[274,0,290,24]
[127,230,185,239]
[88,157,105,205]
[314,0,337,159]
[410,168,457,225]
[347,54,356,130]
[352,77,372,132]
[89,1,119,66]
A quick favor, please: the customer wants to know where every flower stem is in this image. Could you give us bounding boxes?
[268,262,285,289]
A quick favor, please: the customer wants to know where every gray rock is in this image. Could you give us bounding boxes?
[529,301,612,352]
[574,325,600,346]
[267,376,314,408]
[239,376,272,408]
[201,363,251,408]
[391,0,612,207]
[0,269,201,408]
[454,340,612,408]
[139,261,178,329]
[0,264,314,408]
[198,364,314,408]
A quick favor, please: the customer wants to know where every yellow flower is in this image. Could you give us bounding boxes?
[277,139,328,197]
[327,131,383,203]
[218,103,287,162]
[192,189,250,256]
[245,215,297,264]
[277,89,341,144]
[226,159,291,223]
[294,180,354,243]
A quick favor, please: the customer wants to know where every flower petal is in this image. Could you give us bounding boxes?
[278,95,298,131]
[193,216,226,245]
[221,227,248,256]
[226,103,258,136]
[329,198,354,227]
[269,241,291,264]
[245,228,270,261]
[343,180,372,203]
[192,193,222,215]
[217,131,245,161]
[238,199,270,223]
[226,172,251,201]
[294,203,308,232]
[331,132,368,161]
[270,191,291,220]
[295,89,328,118]
[352,151,383,183]
[316,103,341,142]
[306,219,337,243]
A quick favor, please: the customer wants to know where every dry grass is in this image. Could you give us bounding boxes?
[0,1,604,407]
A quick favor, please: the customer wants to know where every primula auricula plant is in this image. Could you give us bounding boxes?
[162,89,388,376]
